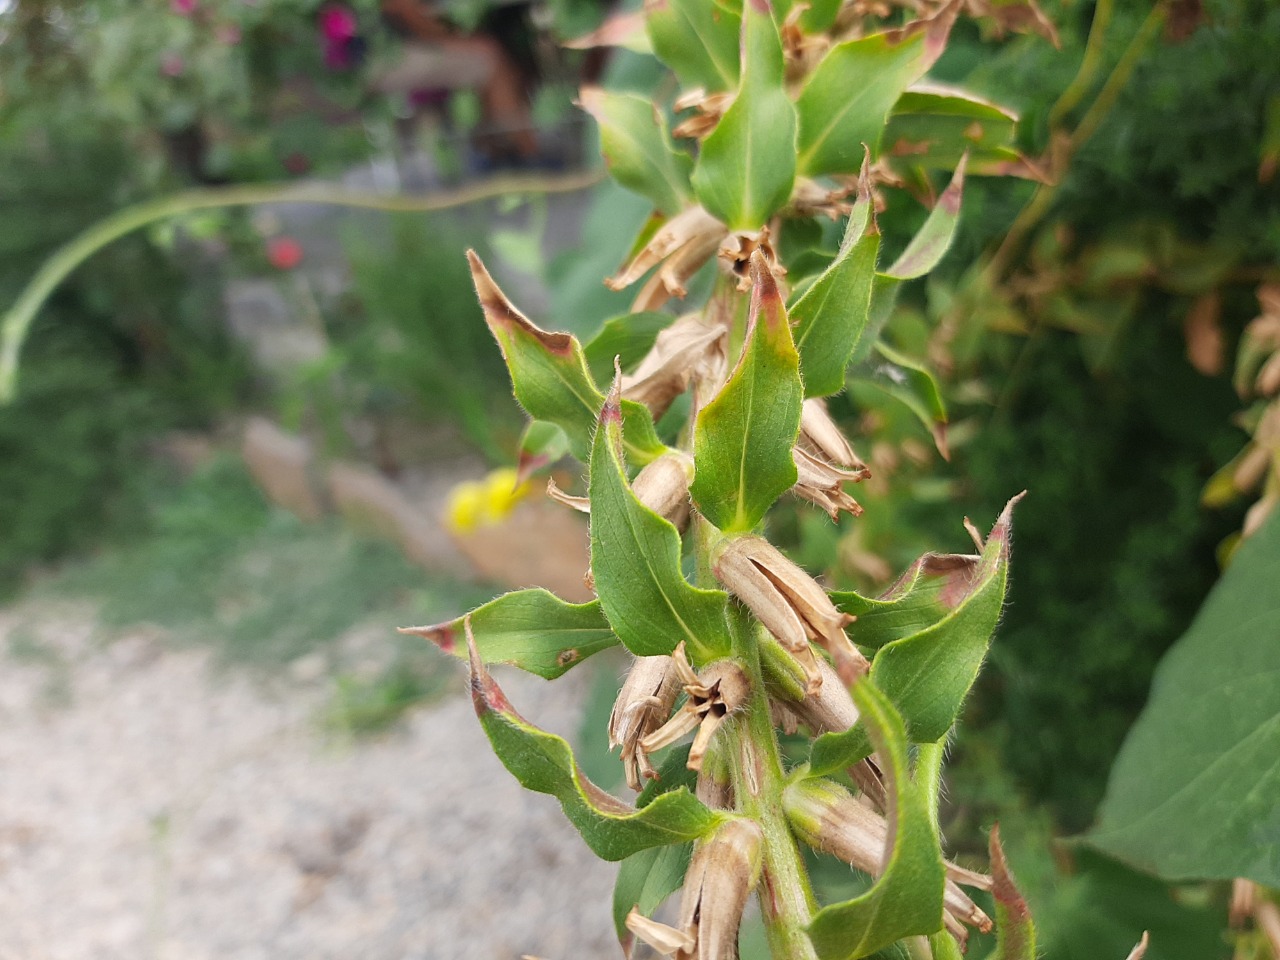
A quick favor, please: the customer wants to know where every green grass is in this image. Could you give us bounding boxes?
[19,455,490,729]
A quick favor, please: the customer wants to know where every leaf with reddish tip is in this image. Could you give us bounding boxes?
[791,168,881,398]
[807,678,947,960]
[831,552,985,650]
[590,377,732,664]
[579,87,693,216]
[810,496,1019,775]
[795,3,959,177]
[883,156,967,280]
[988,825,1036,959]
[468,251,666,465]
[881,89,1032,180]
[401,588,617,680]
[853,342,949,459]
[467,628,723,861]
[691,256,802,532]
[690,0,797,229]
[645,0,741,93]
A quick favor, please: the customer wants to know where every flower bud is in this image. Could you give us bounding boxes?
[712,535,868,685]
[626,818,763,960]
[640,645,749,773]
[609,655,681,790]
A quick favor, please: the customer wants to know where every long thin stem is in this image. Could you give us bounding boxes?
[727,615,820,960]
[0,169,601,402]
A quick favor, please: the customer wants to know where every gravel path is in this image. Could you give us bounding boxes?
[0,601,620,960]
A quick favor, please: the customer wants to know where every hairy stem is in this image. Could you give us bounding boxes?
[728,613,820,960]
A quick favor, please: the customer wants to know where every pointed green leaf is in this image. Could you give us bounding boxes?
[883,90,1031,178]
[852,342,949,458]
[810,497,1018,775]
[645,0,741,93]
[613,843,693,947]
[468,635,723,861]
[883,157,967,280]
[808,678,947,960]
[691,0,797,230]
[590,381,732,664]
[579,87,694,215]
[792,182,881,398]
[988,826,1036,959]
[469,251,667,465]
[583,311,673,384]
[830,549,991,651]
[795,8,957,176]
[1087,510,1280,888]
[690,260,802,531]
[404,588,617,680]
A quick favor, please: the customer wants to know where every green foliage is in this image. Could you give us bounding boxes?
[690,0,797,229]
[805,681,947,960]
[470,643,725,861]
[1088,511,1280,887]
[578,88,693,216]
[645,0,741,93]
[691,266,803,532]
[408,589,619,680]
[590,388,731,663]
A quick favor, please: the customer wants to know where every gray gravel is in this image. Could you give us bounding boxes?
[0,600,620,960]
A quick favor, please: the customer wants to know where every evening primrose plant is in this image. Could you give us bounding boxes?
[405,1,1148,958]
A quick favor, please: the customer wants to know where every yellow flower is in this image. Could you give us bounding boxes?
[445,468,533,534]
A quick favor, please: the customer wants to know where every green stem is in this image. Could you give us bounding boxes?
[728,615,820,960]
[0,170,601,402]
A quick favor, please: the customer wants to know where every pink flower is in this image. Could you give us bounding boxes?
[160,53,185,77]
[319,4,358,42]
[216,23,242,45]
[170,0,197,14]
[266,237,304,271]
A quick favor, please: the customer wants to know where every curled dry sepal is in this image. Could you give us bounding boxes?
[398,0,1097,957]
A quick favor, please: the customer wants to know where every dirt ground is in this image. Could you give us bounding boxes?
[0,599,620,960]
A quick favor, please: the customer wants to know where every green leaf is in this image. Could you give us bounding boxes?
[467,635,723,861]
[988,826,1036,960]
[830,551,992,651]
[403,588,618,680]
[691,0,797,229]
[516,420,570,483]
[853,342,949,458]
[690,260,802,531]
[583,311,673,384]
[645,0,741,93]
[579,87,694,215]
[810,496,1018,776]
[469,251,667,465]
[795,9,956,177]
[791,178,881,398]
[807,679,947,960]
[590,379,733,664]
[882,156,967,280]
[613,843,693,948]
[883,90,1029,178]
[1087,509,1280,888]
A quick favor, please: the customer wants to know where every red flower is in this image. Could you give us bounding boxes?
[266,237,304,270]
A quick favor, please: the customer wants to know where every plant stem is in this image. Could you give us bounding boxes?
[728,615,820,960]
[0,169,601,402]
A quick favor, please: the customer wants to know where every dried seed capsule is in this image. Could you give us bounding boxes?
[712,535,868,685]
[799,398,869,474]
[622,316,725,420]
[640,644,750,773]
[609,655,681,791]
[626,818,763,960]
[792,447,866,520]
